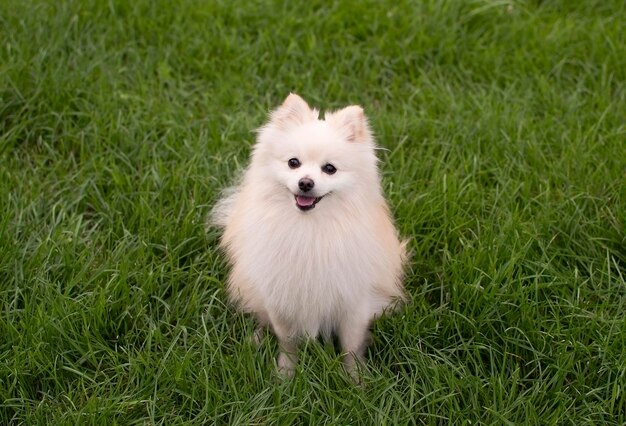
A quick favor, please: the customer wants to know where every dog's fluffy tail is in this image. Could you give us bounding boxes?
[207,187,239,230]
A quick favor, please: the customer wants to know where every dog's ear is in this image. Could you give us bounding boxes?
[325,105,369,143]
[270,93,318,129]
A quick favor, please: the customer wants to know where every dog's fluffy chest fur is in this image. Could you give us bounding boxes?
[232,205,391,336]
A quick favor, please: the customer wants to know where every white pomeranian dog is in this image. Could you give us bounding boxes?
[211,93,406,377]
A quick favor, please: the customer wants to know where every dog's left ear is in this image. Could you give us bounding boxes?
[270,93,318,130]
[325,105,370,143]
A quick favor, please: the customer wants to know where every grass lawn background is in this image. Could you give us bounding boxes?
[1,0,625,423]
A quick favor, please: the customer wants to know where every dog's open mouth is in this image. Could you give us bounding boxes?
[295,195,323,211]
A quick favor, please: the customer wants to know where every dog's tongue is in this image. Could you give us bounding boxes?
[296,195,316,207]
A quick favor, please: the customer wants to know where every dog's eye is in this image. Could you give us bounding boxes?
[288,158,301,169]
[321,163,337,175]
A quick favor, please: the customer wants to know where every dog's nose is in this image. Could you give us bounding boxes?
[298,177,315,192]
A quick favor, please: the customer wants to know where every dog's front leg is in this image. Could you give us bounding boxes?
[270,317,298,378]
[338,313,371,381]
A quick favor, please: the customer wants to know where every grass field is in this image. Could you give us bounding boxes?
[1,0,625,424]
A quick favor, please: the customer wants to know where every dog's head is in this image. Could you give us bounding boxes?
[252,94,380,212]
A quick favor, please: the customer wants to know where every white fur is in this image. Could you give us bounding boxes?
[211,94,406,376]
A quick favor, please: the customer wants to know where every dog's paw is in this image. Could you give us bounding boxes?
[343,353,367,386]
[250,327,265,348]
[277,352,296,378]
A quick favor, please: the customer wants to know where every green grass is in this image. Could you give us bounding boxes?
[1,0,625,423]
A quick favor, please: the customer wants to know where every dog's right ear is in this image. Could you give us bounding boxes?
[325,105,370,143]
[269,93,318,129]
